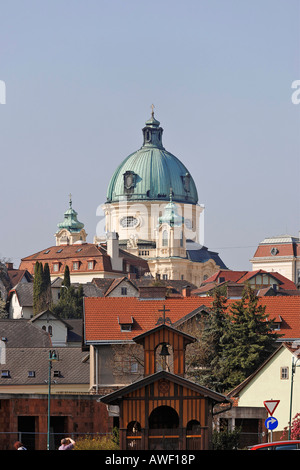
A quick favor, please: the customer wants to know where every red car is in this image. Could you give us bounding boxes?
[250,440,300,450]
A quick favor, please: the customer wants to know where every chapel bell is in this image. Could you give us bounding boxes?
[160,343,170,357]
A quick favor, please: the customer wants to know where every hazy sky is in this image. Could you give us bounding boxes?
[0,0,299,271]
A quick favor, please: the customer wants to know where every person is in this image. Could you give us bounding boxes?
[14,441,27,450]
[58,437,75,450]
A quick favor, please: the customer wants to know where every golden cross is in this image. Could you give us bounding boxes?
[151,104,155,116]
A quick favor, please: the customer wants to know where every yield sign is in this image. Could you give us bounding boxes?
[264,400,280,416]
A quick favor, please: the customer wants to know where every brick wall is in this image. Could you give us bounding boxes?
[0,393,112,450]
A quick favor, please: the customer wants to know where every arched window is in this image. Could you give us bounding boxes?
[162,230,168,247]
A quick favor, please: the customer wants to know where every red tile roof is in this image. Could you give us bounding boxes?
[253,243,298,258]
[84,296,300,343]
[201,269,297,291]
[19,243,148,276]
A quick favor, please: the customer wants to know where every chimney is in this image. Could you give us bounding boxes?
[182,285,191,297]
[106,232,123,271]
[139,286,167,300]
[5,262,13,270]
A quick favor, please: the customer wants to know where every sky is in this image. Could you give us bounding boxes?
[0,0,299,271]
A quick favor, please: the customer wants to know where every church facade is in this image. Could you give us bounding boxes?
[95,111,227,286]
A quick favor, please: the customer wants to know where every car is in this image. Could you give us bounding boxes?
[250,440,300,450]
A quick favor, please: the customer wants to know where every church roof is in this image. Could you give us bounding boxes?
[106,113,198,205]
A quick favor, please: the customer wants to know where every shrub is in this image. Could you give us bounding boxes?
[74,433,119,450]
[212,427,241,450]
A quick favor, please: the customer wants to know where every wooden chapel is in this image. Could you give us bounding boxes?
[101,308,231,450]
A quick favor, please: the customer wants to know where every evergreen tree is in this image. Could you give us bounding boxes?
[62,265,71,289]
[52,266,84,318]
[185,287,229,392]
[33,262,43,315]
[221,285,282,391]
[42,262,52,309]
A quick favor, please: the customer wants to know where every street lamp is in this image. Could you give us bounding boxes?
[288,355,300,440]
[47,350,59,450]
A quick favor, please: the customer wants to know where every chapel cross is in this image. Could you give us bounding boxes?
[156,305,172,326]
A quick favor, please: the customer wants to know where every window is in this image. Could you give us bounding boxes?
[28,371,35,378]
[48,326,52,336]
[73,261,79,270]
[53,370,61,378]
[121,287,127,295]
[162,230,168,246]
[88,261,94,270]
[131,362,138,374]
[162,274,168,280]
[76,248,82,253]
[56,249,63,253]
[120,216,138,228]
[280,367,289,380]
[1,370,10,378]
[120,324,132,332]
[53,263,59,272]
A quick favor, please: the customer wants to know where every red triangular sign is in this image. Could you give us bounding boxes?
[264,400,280,416]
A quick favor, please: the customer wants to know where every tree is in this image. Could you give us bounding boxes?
[33,262,52,315]
[220,285,282,391]
[62,265,71,289]
[185,287,230,392]
[33,262,43,315]
[52,266,84,318]
[42,262,52,309]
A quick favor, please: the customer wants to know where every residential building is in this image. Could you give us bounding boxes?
[251,234,300,286]
[226,341,300,440]
[192,269,299,298]
[83,294,300,395]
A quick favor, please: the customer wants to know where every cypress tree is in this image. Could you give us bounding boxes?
[62,265,71,288]
[42,262,52,309]
[33,262,43,315]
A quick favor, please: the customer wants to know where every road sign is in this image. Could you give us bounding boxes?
[263,400,280,416]
[265,417,278,431]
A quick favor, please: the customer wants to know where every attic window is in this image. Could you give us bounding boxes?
[53,370,61,378]
[28,371,35,378]
[44,250,50,254]
[1,370,10,378]
[57,249,63,253]
[271,247,279,256]
[118,315,134,332]
[76,248,82,253]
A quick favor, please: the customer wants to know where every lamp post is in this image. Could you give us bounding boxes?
[288,355,299,440]
[47,350,59,450]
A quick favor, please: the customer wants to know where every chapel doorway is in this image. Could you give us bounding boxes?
[148,405,179,450]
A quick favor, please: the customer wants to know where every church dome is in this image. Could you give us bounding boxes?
[106,112,198,205]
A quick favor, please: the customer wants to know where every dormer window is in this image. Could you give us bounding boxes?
[88,260,95,270]
[118,315,134,332]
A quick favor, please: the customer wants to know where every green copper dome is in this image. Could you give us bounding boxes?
[57,196,85,233]
[106,112,198,205]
